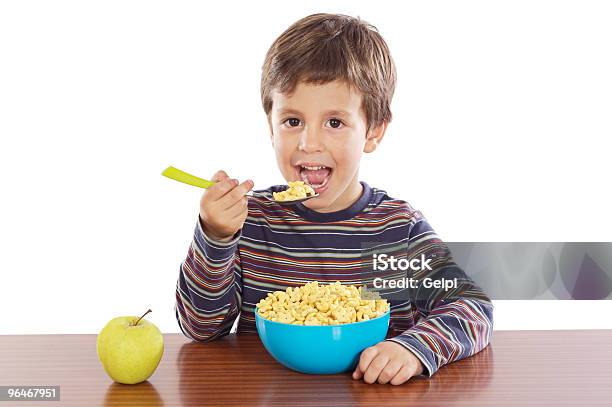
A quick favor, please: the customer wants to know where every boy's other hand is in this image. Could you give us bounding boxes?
[352,341,424,385]
[199,169,253,242]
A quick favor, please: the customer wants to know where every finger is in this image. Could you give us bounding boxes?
[357,347,379,378]
[352,365,363,380]
[211,170,230,183]
[205,178,238,201]
[377,361,403,385]
[226,196,249,219]
[228,209,249,230]
[390,365,414,386]
[363,354,389,384]
[224,203,249,235]
[218,179,254,209]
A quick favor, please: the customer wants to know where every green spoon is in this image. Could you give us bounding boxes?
[161,166,319,204]
[161,166,215,189]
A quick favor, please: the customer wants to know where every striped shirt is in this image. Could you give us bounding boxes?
[175,182,493,376]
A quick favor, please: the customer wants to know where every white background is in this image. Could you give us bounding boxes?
[1,1,611,335]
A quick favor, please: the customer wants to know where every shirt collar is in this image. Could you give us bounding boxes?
[291,181,373,222]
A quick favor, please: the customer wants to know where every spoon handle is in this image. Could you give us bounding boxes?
[161,166,216,189]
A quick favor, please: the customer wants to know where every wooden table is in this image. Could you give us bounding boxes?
[1,330,611,406]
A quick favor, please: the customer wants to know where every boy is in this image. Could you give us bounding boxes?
[175,13,493,385]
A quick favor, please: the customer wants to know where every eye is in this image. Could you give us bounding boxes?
[325,118,344,129]
[284,118,301,127]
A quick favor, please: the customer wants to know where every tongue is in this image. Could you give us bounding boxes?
[301,168,331,185]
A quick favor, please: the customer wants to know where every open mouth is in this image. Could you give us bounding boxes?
[296,164,333,193]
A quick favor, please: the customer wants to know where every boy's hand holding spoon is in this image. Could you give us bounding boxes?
[161,166,318,242]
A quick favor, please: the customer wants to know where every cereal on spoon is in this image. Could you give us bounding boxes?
[272,181,316,202]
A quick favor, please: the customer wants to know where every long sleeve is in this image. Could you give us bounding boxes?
[174,216,243,342]
[385,216,494,377]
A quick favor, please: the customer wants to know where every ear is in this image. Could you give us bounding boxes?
[363,121,388,153]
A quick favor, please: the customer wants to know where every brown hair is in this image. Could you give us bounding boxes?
[261,13,396,129]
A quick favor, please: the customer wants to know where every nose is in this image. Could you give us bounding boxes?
[298,125,324,154]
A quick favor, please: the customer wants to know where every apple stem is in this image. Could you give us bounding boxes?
[134,309,152,326]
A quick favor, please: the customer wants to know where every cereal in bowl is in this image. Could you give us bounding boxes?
[256,281,389,325]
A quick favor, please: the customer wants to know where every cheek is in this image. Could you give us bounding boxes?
[332,136,364,172]
[273,132,296,166]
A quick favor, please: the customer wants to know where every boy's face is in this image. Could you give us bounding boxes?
[269,80,385,213]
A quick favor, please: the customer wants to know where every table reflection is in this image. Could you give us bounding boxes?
[103,380,164,407]
[176,335,494,406]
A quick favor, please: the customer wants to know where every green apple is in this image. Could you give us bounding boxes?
[97,309,164,384]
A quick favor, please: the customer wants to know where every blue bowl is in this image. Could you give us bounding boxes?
[255,309,390,374]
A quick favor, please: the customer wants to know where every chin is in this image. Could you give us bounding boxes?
[303,190,340,211]
[302,199,328,210]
